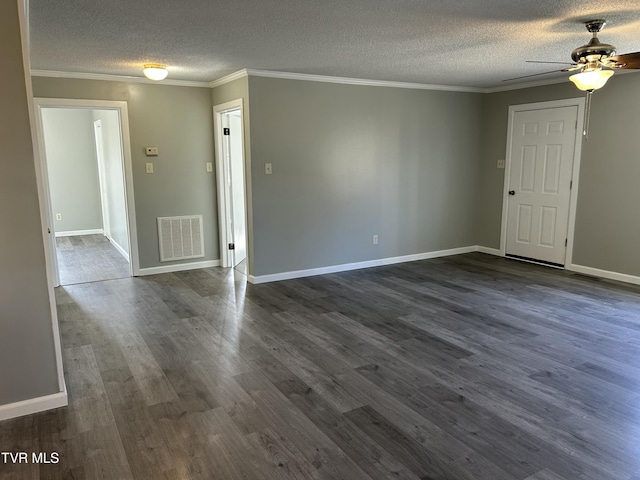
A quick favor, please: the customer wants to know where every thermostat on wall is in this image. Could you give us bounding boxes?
[145,146,159,156]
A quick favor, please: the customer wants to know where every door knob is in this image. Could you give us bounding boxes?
[508,190,515,196]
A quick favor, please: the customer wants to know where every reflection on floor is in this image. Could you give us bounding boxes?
[2,253,640,479]
[56,234,129,285]
[234,258,247,275]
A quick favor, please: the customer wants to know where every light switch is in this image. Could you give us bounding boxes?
[497,159,505,169]
[145,162,154,174]
[265,163,272,175]
[206,162,213,172]
[145,146,159,156]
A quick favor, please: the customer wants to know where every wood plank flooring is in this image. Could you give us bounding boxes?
[56,234,129,285]
[2,253,640,479]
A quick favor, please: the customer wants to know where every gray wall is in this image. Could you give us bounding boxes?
[246,77,484,276]
[93,109,129,255]
[42,108,103,234]
[0,0,60,405]
[32,78,218,269]
[478,73,640,276]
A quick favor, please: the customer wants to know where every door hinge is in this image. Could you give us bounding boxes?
[570,180,573,190]
[223,128,230,136]
[565,238,568,247]
[228,243,235,250]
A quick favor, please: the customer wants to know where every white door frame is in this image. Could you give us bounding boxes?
[93,119,111,239]
[500,97,585,268]
[33,98,140,286]
[213,99,249,269]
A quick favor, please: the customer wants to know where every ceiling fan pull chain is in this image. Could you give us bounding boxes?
[583,91,592,140]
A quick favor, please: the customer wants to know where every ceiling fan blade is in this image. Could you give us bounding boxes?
[561,65,582,72]
[526,60,577,66]
[606,52,640,69]
[503,68,567,82]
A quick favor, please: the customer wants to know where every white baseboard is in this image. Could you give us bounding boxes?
[476,246,502,256]
[0,388,67,421]
[55,229,103,237]
[109,238,130,262]
[137,260,221,276]
[566,263,640,286]
[248,246,477,284]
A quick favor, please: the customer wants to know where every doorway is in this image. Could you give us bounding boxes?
[500,98,585,267]
[213,100,248,275]
[34,98,139,286]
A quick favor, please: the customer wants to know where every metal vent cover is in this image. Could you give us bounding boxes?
[157,215,204,262]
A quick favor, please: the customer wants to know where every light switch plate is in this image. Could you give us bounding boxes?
[206,162,213,172]
[497,159,505,169]
[145,162,154,174]
[265,163,273,175]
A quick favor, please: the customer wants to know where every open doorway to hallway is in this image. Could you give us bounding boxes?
[37,103,135,286]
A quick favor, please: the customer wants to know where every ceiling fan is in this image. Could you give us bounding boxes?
[506,19,640,92]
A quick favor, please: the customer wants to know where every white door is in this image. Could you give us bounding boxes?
[219,109,247,268]
[214,100,248,270]
[505,105,578,266]
[228,112,247,267]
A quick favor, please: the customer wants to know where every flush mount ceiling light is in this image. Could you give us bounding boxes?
[143,63,168,81]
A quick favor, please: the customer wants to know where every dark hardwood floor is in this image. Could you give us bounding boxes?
[56,234,129,285]
[2,253,640,479]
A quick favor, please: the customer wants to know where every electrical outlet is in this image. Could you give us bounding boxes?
[145,163,154,174]
[56,213,62,221]
[497,159,505,169]
[372,234,379,245]
[145,146,159,156]
[265,163,273,175]
[206,162,213,172]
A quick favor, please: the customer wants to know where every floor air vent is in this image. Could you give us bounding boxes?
[157,215,204,262]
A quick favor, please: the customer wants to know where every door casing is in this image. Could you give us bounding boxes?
[213,99,249,270]
[33,98,140,286]
[500,98,585,268]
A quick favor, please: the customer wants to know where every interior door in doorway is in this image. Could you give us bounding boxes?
[224,111,247,267]
[505,105,578,266]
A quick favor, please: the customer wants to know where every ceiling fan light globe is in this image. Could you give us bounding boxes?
[569,69,614,91]
[143,64,168,81]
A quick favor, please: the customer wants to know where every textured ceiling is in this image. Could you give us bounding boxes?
[28,0,640,88]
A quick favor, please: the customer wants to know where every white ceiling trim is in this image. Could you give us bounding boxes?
[31,67,640,95]
[208,69,250,88]
[30,69,211,88]
[244,69,486,93]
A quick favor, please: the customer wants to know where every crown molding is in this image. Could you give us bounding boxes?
[34,67,637,94]
[30,70,211,88]
[208,69,249,88]
[208,68,485,93]
[244,69,486,93]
